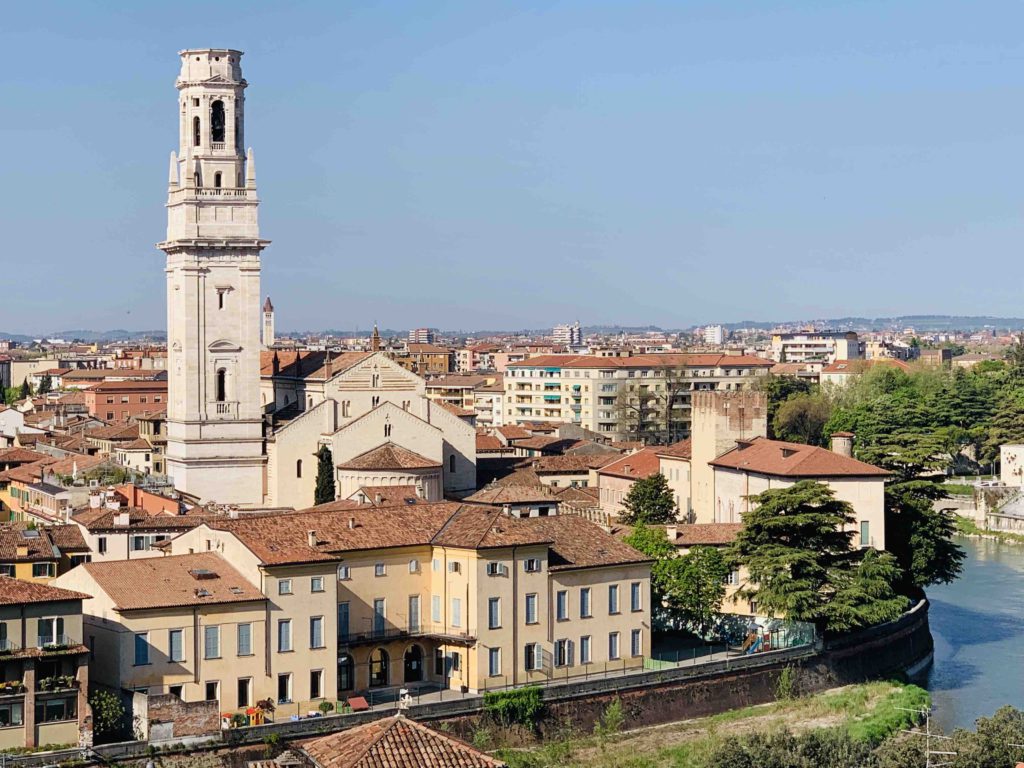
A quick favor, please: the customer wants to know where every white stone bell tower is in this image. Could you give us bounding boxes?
[159,48,267,504]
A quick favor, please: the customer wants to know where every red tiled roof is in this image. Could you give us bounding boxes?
[710,437,890,478]
[507,353,772,370]
[0,577,89,606]
[496,426,532,441]
[80,553,265,611]
[597,447,663,480]
[337,443,441,471]
[656,439,692,460]
[670,523,743,546]
[300,714,506,768]
[821,359,911,374]
[464,485,560,505]
[436,401,475,418]
[260,350,373,380]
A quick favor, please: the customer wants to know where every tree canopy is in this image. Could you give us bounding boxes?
[619,473,676,525]
[731,481,906,632]
[314,445,336,505]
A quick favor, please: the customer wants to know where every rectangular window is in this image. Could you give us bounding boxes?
[277,673,292,704]
[608,585,620,614]
[278,620,292,652]
[168,629,184,662]
[97,537,107,555]
[432,558,440,572]
[205,681,219,702]
[374,563,386,577]
[337,603,349,641]
[408,559,420,573]
[408,595,421,631]
[237,623,252,656]
[609,632,620,660]
[32,562,55,579]
[435,648,445,676]
[311,576,324,592]
[451,597,462,627]
[0,702,23,727]
[525,593,538,624]
[580,635,592,664]
[488,597,501,630]
[373,598,386,633]
[337,564,351,581]
[488,647,501,676]
[310,616,324,649]
[431,594,441,623]
[631,629,643,657]
[310,669,323,700]
[860,520,870,547]
[554,639,571,667]
[556,590,568,621]
[278,579,293,595]
[204,626,220,659]
[524,558,541,573]
[524,643,541,671]
[580,587,592,618]
[450,651,461,672]
[631,582,642,612]
[133,633,149,665]
[237,677,252,708]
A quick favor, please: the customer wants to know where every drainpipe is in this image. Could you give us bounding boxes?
[511,545,519,686]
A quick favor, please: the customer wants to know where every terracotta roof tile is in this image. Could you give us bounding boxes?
[80,553,265,611]
[301,714,505,768]
[526,515,652,572]
[656,439,692,460]
[0,577,89,606]
[476,435,504,452]
[464,485,560,505]
[436,401,475,418]
[350,486,425,507]
[710,437,890,478]
[337,443,441,471]
[260,350,372,380]
[821,359,911,374]
[597,447,663,480]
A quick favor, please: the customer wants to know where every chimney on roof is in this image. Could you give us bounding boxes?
[89,491,101,509]
[502,504,511,517]
[665,524,678,541]
[830,432,854,458]
[374,493,382,505]
[348,516,356,530]
[307,530,317,547]
[623,464,631,474]
[415,480,424,499]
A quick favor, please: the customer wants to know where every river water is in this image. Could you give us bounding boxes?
[925,536,1024,732]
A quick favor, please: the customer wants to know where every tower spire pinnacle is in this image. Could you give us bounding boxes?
[168,151,178,187]
[246,147,256,187]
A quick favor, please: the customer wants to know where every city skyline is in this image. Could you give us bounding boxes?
[4,1,1024,334]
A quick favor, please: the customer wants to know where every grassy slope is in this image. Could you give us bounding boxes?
[496,681,929,768]
[955,515,1024,544]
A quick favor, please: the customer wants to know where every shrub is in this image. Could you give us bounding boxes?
[483,686,544,729]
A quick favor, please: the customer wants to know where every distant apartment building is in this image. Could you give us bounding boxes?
[83,381,167,422]
[0,356,10,391]
[702,325,725,346]
[503,353,772,442]
[390,344,454,376]
[769,331,862,364]
[408,328,436,344]
[553,323,582,347]
[424,374,505,427]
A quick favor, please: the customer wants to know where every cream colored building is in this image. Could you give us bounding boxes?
[769,331,862,364]
[504,353,771,442]
[80,502,652,705]
[261,351,476,510]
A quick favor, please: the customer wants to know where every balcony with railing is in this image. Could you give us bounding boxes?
[36,634,78,652]
[211,401,239,419]
[337,622,476,648]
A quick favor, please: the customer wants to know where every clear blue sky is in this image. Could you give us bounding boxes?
[2,1,1023,334]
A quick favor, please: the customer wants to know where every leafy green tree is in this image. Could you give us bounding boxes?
[18,378,30,400]
[951,705,1024,768]
[824,549,909,632]
[89,689,126,742]
[670,546,730,636]
[884,479,964,591]
[773,392,832,446]
[732,481,902,632]
[1005,332,1024,376]
[619,472,676,524]
[624,523,677,629]
[314,445,336,505]
[2,388,18,406]
[37,373,52,395]
[756,375,813,439]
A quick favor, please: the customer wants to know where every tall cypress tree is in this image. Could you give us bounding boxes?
[314,445,336,505]
[18,379,30,400]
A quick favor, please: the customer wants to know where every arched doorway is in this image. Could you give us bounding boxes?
[369,648,389,687]
[337,654,354,693]
[404,644,424,683]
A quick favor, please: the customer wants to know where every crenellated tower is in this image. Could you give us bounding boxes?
[159,48,267,504]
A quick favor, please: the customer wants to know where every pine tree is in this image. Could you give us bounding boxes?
[619,473,676,524]
[314,445,336,505]
[38,374,52,395]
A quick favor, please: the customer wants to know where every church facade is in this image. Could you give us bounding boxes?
[160,50,475,507]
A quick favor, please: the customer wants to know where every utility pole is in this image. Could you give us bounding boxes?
[898,707,956,768]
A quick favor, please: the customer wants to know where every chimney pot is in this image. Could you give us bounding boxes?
[830,432,854,458]
[307,530,317,547]
[374,493,382,505]
[666,524,678,541]
[348,516,356,529]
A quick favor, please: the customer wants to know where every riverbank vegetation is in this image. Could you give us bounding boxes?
[493,681,929,768]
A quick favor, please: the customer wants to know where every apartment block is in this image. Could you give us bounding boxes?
[504,353,771,442]
[769,331,862,364]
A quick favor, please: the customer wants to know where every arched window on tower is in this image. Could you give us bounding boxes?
[211,100,225,144]
[193,116,201,147]
[216,368,227,402]
[214,172,222,189]
[449,455,456,473]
